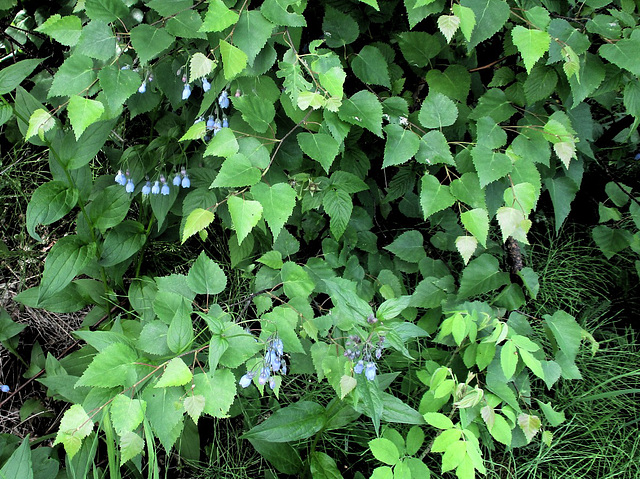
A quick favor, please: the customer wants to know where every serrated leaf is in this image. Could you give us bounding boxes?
[76,20,116,61]
[98,65,141,109]
[26,109,55,140]
[233,95,275,133]
[471,145,512,187]
[461,0,510,49]
[232,10,273,67]
[496,206,531,244]
[397,31,441,68]
[384,230,426,263]
[35,15,82,46]
[438,15,460,43]
[339,375,357,399]
[76,343,138,388]
[383,124,420,167]
[199,0,239,32]
[181,208,215,244]
[458,254,510,298]
[261,0,306,27]
[456,236,477,265]
[53,405,94,459]
[251,182,297,241]
[155,358,193,388]
[323,188,352,240]
[130,24,174,65]
[297,132,339,173]
[203,127,239,158]
[211,154,261,188]
[416,130,454,165]
[352,45,390,88]
[369,438,400,466]
[460,208,489,247]
[419,174,455,220]
[599,32,640,77]
[189,52,216,82]
[512,26,550,73]
[228,195,263,244]
[418,92,458,129]
[183,395,206,424]
[187,251,226,295]
[518,413,541,442]
[119,431,144,463]
[220,40,248,80]
[338,90,383,137]
[85,0,128,22]
[110,395,146,436]
[452,4,475,42]
[489,414,512,446]
[67,96,104,140]
[243,401,326,442]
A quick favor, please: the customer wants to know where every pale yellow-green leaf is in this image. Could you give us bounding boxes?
[53,404,94,459]
[190,52,216,82]
[155,357,193,388]
[182,208,215,244]
[554,141,576,169]
[496,206,531,244]
[339,374,357,399]
[455,235,477,265]
[184,394,206,424]
[297,91,325,110]
[26,108,55,140]
[120,431,144,463]
[438,15,460,43]
[179,121,207,141]
[518,413,541,442]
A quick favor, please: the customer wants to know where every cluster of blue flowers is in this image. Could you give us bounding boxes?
[115,169,190,195]
[0,384,10,393]
[344,316,386,382]
[239,335,286,390]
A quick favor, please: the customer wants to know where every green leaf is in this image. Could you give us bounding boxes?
[0,59,41,98]
[297,132,340,173]
[200,0,239,32]
[599,31,640,77]
[130,24,174,65]
[49,54,97,98]
[383,230,426,263]
[370,466,393,479]
[76,343,138,388]
[438,14,460,43]
[155,358,192,388]
[452,4,476,42]
[76,20,116,61]
[251,182,297,240]
[517,413,541,442]
[261,0,306,26]
[183,395,206,425]
[36,14,82,46]
[511,26,550,73]
[461,0,510,49]
[87,184,131,233]
[26,180,78,241]
[187,251,227,295]
[418,92,458,129]
[310,451,343,479]
[227,195,263,244]
[204,127,239,159]
[504,182,537,213]
[456,236,477,265]
[25,109,55,141]
[423,412,454,429]
[338,90,383,137]
[257,250,283,269]
[100,220,146,267]
[53,405,94,459]
[233,95,275,133]
[98,65,141,110]
[220,40,248,80]
[382,125,420,167]
[489,414,512,446]
[471,145,512,187]
[167,299,194,353]
[352,45,390,89]
[357,0,379,10]
[323,6,359,48]
[211,154,261,188]
[458,254,510,298]
[232,10,273,66]
[166,10,206,39]
[397,31,441,68]
[536,400,566,427]
[450,173,485,209]
[468,89,516,123]
[189,52,216,82]
[420,174,455,220]
[148,0,192,15]
[242,401,326,442]
[142,386,184,451]
[323,188,352,240]
[496,206,531,244]
[544,176,579,232]
[281,261,315,298]
[120,431,144,463]
[369,438,400,466]
[179,122,206,142]
[85,0,128,22]
[461,208,489,247]
[543,310,582,360]
[67,96,104,140]
[524,65,558,104]
[476,116,506,149]
[110,395,146,436]
[500,340,518,380]
[181,208,215,244]
[38,236,95,302]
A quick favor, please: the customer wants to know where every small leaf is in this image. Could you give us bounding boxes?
[211,154,261,188]
[183,395,206,424]
[227,195,263,244]
[423,412,454,429]
[512,26,551,73]
[368,437,400,466]
[517,413,541,442]
[419,174,455,220]
[53,405,94,459]
[181,208,215,244]
[187,251,227,295]
[500,340,518,380]
[340,375,357,399]
[199,0,239,32]
[220,40,247,80]
[456,236,477,265]
[155,358,193,388]
[251,182,297,241]
[418,92,458,129]
[67,96,104,140]
[26,109,55,140]
[438,15,460,43]
[129,24,174,65]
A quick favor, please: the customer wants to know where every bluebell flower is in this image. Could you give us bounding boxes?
[161,183,170,195]
[365,362,377,381]
[635,153,640,160]
[202,78,211,92]
[151,181,160,195]
[269,377,276,390]
[213,118,222,136]
[258,367,270,385]
[142,181,151,195]
[182,84,192,100]
[272,356,281,372]
[173,174,181,186]
[115,170,126,186]
[138,82,146,94]
[218,90,229,109]
[0,385,9,393]
[239,372,255,388]
[181,175,190,188]
[354,360,364,374]
[281,361,287,375]
[206,115,215,131]
[194,116,204,124]
[125,179,135,193]
[222,117,229,128]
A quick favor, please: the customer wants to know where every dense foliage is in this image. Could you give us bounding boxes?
[1,0,639,477]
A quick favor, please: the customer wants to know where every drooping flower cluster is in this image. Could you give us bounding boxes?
[345,325,386,382]
[239,335,287,390]
[115,169,135,193]
[116,168,191,196]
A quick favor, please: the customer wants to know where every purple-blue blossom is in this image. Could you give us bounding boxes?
[0,385,9,393]
[173,174,181,186]
[142,181,151,195]
[182,84,192,100]
[202,78,211,92]
[161,183,170,195]
[365,362,377,381]
[115,170,126,186]
[151,181,160,195]
[239,372,255,388]
[125,179,135,193]
[138,82,146,94]
[218,90,230,109]
[222,117,229,128]
[181,175,190,188]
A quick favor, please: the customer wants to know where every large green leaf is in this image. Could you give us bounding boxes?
[383,230,426,263]
[85,0,129,22]
[192,369,236,417]
[49,54,96,98]
[352,45,390,88]
[142,386,184,452]
[35,15,82,46]
[418,92,458,129]
[599,30,640,77]
[242,401,326,442]
[200,0,239,32]
[458,254,510,298]
[87,184,131,233]
[471,146,512,187]
[233,95,275,133]
[297,132,340,173]
[461,0,510,49]
[211,154,261,188]
[397,31,441,68]
[544,176,579,232]
[0,437,33,479]
[38,236,95,302]
[76,343,138,388]
[220,40,248,80]
[76,20,116,61]
[592,225,632,259]
[181,208,215,244]
[67,96,104,140]
[232,10,274,66]
[461,208,489,247]
[26,181,78,241]
[382,124,420,167]
[511,26,550,73]
[227,195,263,244]
[251,182,297,240]
[323,6,359,48]
[420,174,455,220]
[338,90,383,137]
[100,220,146,267]
[187,251,227,295]
[323,188,352,240]
[0,59,41,96]
[98,65,141,109]
[130,24,174,65]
